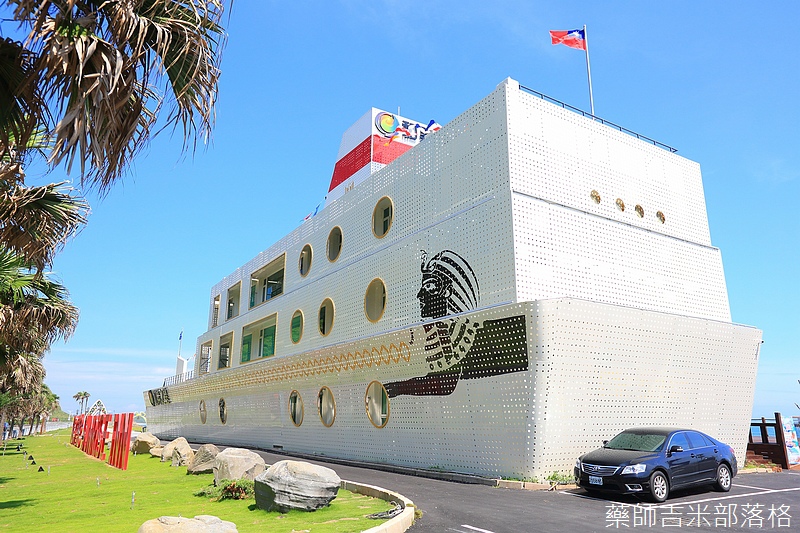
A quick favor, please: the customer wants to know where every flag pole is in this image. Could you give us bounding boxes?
[583,24,595,115]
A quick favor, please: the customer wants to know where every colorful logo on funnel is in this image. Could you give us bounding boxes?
[375,112,399,137]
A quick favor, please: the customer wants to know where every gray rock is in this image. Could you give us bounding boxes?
[138,515,237,533]
[161,437,190,463]
[150,446,164,458]
[213,448,266,485]
[188,444,220,474]
[254,460,340,512]
[171,440,195,467]
[131,432,161,454]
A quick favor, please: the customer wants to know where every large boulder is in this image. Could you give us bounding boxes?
[171,441,195,467]
[138,515,237,533]
[131,432,161,454]
[213,448,266,485]
[254,460,340,512]
[187,444,220,475]
[161,437,190,463]
[150,446,164,458]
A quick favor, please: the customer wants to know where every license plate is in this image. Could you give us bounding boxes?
[589,476,603,486]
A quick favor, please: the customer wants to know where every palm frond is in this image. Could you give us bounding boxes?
[0,181,89,268]
[0,37,49,162]
[10,0,227,192]
[0,249,79,354]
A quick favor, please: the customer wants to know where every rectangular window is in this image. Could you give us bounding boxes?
[241,334,252,363]
[260,325,276,358]
[199,343,212,374]
[226,283,241,320]
[241,314,277,361]
[218,344,230,369]
[265,268,284,301]
[211,297,220,328]
[249,255,286,308]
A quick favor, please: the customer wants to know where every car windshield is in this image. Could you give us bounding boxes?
[605,431,667,452]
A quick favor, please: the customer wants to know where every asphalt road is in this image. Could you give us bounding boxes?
[248,449,800,533]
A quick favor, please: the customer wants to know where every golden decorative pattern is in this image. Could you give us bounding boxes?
[167,341,413,401]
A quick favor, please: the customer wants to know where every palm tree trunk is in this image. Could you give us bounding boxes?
[27,417,35,436]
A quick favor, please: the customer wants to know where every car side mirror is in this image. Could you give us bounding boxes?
[668,445,683,454]
[602,440,609,446]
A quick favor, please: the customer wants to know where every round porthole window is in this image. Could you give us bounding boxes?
[317,386,336,427]
[616,198,625,211]
[364,278,387,323]
[372,196,394,238]
[365,381,390,428]
[327,226,343,262]
[656,211,665,224]
[290,310,303,344]
[318,298,334,336]
[219,398,227,425]
[590,190,601,204]
[299,244,312,277]
[635,204,644,218]
[288,390,304,427]
[199,400,207,424]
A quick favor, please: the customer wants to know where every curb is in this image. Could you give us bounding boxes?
[341,480,415,533]
[739,467,780,474]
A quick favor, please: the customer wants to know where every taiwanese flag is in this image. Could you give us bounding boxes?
[550,29,586,50]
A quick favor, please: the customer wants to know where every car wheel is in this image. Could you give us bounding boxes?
[649,471,669,503]
[714,463,732,492]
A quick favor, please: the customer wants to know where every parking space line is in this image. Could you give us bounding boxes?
[733,483,771,490]
[650,487,800,508]
[561,487,800,507]
[459,525,496,533]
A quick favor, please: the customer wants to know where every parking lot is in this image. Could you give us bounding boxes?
[250,447,799,533]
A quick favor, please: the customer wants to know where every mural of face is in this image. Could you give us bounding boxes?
[417,270,452,319]
[417,250,479,319]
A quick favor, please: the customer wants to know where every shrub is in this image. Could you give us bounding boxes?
[195,479,254,501]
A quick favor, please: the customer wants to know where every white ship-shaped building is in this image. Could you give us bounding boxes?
[145,78,761,479]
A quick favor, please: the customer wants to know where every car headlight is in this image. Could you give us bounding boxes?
[575,459,581,469]
[621,464,646,475]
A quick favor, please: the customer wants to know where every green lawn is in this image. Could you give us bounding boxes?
[0,431,392,532]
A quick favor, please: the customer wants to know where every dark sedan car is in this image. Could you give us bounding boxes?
[574,427,737,502]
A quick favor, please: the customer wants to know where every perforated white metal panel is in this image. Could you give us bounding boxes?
[149,299,759,479]
[527,299,760,478]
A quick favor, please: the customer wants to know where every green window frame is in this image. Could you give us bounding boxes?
[241,334,252,363]
[260,325,276,358]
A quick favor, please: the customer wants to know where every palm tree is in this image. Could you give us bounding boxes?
[72,391,84,416]
[82,392,91,415]
[0,1,228,414]
[0,350,44,438]
[1,0,228,193]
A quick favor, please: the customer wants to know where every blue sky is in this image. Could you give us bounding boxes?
[17,2,798,417]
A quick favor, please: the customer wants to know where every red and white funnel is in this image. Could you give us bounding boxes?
[326,108,440,206]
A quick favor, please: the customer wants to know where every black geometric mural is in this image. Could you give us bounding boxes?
[385,250,528,398]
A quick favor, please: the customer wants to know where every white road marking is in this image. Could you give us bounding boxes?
[561,486,800,507]
[460,525,497,533]
[649,487,800,508]
[732,483,771,490]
